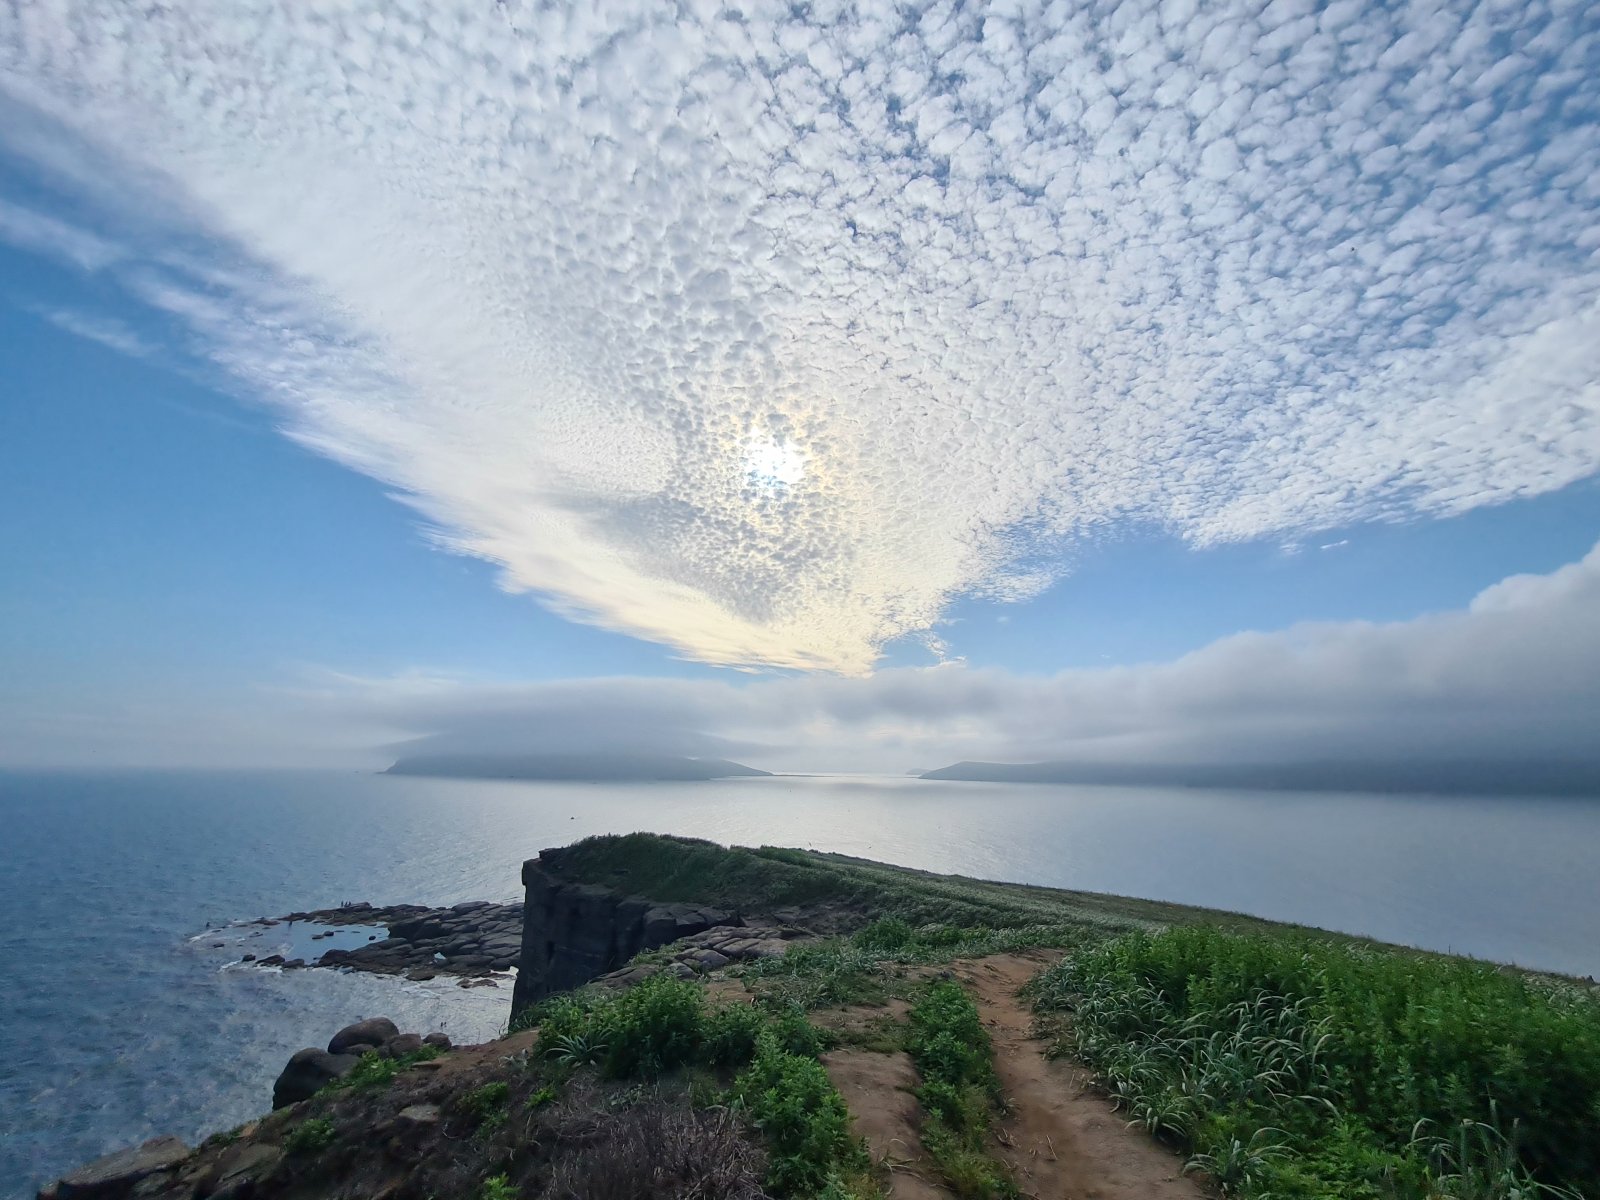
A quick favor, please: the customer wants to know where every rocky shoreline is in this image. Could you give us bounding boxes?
[242,895,816,992]
[243,900,524,983]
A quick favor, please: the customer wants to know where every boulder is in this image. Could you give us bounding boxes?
[396,1104,441,1127]
[422,1032,452,1051]
[328,1017,399,1054]
[54,1136,189,1199]
[271,1048,360,1108]
[383,1033,424,1058]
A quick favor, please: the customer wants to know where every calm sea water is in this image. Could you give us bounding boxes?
[3,769,1598,1196]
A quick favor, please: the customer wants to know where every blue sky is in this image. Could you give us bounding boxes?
[1,0,1598,768]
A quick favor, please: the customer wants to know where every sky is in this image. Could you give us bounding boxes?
[1,0,1598,772]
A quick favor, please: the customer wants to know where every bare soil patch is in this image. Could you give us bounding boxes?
[822,1047,951,1200]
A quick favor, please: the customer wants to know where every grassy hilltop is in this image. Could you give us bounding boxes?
[539,834,1600,1200]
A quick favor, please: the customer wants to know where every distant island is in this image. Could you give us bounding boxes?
[384,753,772,781]
[920,758,1600,797]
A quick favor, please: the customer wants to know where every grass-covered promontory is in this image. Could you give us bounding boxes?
[556,834,1600,1199]
[540,832,1287,934]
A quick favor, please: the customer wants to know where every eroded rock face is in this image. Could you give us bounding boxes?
[51,1136,189,1200]
[509,855,741,1014]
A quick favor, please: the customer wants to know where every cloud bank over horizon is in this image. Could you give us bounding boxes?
[1,535,1597,770]
[312,537,1600,775]
[3,0,1599,671]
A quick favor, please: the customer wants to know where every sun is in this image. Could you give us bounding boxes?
[745,439,806,488]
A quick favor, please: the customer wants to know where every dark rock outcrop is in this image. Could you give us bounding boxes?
[510,854,742,1014]
[51,1136,189,1199]
[257,900,524,981]
[271,1048,360,1108]
[328,1018,399,1055]
[199,1142,282,1198]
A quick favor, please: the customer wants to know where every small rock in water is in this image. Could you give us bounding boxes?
[241,954,255,962]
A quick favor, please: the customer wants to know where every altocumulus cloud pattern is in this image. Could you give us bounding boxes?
[2,0,1598,671]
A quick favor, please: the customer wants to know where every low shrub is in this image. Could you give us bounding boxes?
[732,1032,867,1197]
[547,1100,768,1200]
[705,1001,768,1069]
[596,975,706,1078]
[284,1116,336,1155]
[528,973,858,1195]
[906,982,1014,1199]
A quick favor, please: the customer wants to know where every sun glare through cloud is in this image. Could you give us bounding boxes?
[745,439,806,491]
[1,0,1597,672]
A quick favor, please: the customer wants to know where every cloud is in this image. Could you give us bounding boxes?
[32,305,151,357]
[2,2,1599,670]
[3,539,1597,770]
[0,196,119,270]
[298,539,1600,774]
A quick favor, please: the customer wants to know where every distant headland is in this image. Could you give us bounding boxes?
[920,758,1600,796]
[383,752,772,782]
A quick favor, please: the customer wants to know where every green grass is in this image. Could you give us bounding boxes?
[539,834,1205,933]
[1029,926,1600,1199]
[736,917,1089,1012]
[478,1173,517,1200]
[283,1116,336,1155]
[461,1080,512,1134]
[906,981,1016,1200]
[317,1044,440,1094]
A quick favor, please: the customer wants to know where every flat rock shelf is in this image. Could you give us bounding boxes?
[253,900,524,983]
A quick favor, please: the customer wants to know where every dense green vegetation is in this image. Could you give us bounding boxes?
[528,973,865,1197]
[1029,926,1600,1199]
[906,981,1015,1200]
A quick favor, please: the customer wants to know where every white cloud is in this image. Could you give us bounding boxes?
[0,196,119,270]
[301,539,1600,774]
[32,305,151,357]
[4,540,1598,770]
[1,1,1598,671]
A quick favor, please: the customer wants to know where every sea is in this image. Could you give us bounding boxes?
[3,769,1598,1197]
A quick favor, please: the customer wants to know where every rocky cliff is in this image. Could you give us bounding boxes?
[510,850,741,1014]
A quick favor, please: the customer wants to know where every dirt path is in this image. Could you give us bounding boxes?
[823,1046,953,1200]
[951,952,1208,1200]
